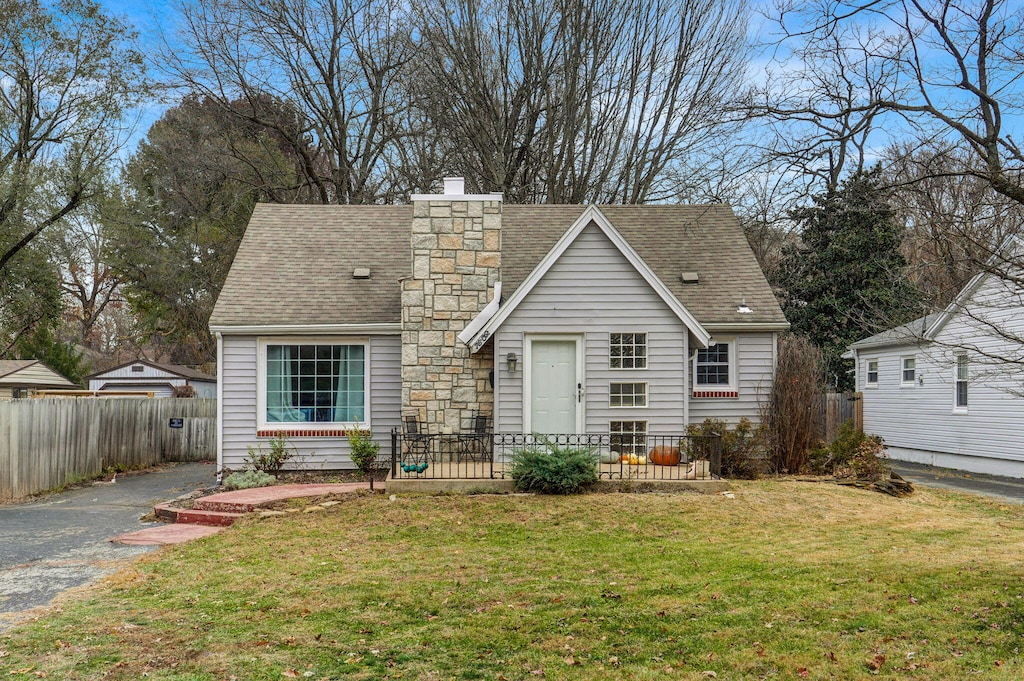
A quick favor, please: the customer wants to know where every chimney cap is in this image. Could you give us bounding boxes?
[443,177,465,195]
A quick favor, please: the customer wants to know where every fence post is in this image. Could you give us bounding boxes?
[391,428,398,478]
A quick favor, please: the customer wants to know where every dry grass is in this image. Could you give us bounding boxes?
[2,482,1024,680]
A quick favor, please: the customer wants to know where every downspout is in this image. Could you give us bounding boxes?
[683,332,690,428]
[215,331,224,485]
[457,282,502,349]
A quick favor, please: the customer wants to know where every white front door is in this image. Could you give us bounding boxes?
[528,338,581,434]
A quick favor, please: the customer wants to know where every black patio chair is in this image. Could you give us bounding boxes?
[457,411,493,463]
[402,414,433,463]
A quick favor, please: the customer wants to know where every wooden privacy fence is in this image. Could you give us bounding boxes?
[818,392,863,443]
[0,398,216,502]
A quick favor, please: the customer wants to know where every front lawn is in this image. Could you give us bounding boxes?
[2,482,1024,679]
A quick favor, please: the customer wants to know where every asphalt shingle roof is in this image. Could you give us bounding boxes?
[210,203,787,329]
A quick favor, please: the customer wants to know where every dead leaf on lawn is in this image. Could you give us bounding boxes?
[282,670,300,678]
[866,653,886,672]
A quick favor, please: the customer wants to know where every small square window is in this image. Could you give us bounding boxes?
[696,342,731,386]
[610,421,647,457]
[610,333,647,369]
[902,357,916,384]
[609,382,647,408]
[866,360,879,385]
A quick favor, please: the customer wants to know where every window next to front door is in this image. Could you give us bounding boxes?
[260,341,368,430]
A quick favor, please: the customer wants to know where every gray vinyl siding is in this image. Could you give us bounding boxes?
[494,222,769,433]
[219,334,401,470]
[688,333,775,426]
[857,272,1024,476]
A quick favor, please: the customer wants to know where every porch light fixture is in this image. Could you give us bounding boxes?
[506,352,518,373]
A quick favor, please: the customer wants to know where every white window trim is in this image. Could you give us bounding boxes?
[865,359,879,388]
[256,336,371,431]
[609,331,648,371]
[953,354,969,414]
[609,381,649,408]
[900,356,916,387]
[609,420,648,457]
[693,338,737,391]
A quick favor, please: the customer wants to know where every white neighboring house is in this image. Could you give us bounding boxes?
[86,360,217,398]
[847,254,1024,478]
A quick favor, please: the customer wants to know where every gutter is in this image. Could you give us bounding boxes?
[458,282,502,351]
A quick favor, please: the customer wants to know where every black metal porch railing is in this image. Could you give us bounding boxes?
[389,430,722,481]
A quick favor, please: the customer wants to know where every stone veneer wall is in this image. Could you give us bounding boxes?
[401,198,501,433]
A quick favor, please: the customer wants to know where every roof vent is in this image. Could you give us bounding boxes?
[353,268,371,279]
[443,176,465,195]
[680,271,699,284]
[737,298,753,314]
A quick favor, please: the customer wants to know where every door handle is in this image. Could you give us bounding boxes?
[577,382,583,403]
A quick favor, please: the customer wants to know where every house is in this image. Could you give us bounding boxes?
[209,178,789,471]
[0,360,77,398]
[847,251,1024,478]
[85,360,217,398]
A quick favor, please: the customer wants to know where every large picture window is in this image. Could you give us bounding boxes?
[265,343,366,424]
[695,342,731,386]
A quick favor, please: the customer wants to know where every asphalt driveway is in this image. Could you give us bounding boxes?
[0,463,217,630]
[890,461,1024,504]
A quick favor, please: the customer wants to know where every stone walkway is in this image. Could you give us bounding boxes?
[112,482,374,545]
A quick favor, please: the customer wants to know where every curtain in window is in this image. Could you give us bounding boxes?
[334,345,365,422]
[267,345,303,422]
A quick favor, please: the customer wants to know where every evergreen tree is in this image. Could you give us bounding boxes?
[775,170,921,390]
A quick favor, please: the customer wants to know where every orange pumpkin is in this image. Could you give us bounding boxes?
[649,445,681,466]
[620,454,631,463]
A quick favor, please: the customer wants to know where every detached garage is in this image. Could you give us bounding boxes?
[86,360,217,398]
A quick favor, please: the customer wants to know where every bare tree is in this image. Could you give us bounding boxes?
[165,0,418,205]
[408,0,752,203]
[0,0,147,272]
[764,0,1024,206]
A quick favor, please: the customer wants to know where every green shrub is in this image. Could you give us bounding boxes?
[245,433,296,474]
[223,469,276,490]
[509,440,599,494]
[347,427,381,486]
[684,417,767,479]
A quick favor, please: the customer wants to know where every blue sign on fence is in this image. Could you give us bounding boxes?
[169,418,184,429]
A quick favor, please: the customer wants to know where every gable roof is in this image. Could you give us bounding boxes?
[86,359,216,382]
[210,203,787,331]
[0,360,77,388]
[847,314,940,352]
[470,206,711,349]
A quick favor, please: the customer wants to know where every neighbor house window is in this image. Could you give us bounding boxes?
[695,342,731,386]
[902,357,916,385]
[866,360,879,386]
[264,343,366,424]
[610,333,647,369]
[610,420,647,458]
[955,354,968,410]
[610,382,647,408]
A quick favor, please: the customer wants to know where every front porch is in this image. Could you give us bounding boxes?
[385,431,729,494]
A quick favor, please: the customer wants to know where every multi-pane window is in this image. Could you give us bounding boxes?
[866,360,879,385]
[265,344,365,423]
[902,357,916,384]
[955,355,968,409]
[610,420,647,458]
[695,343,731,386]
[609,382,647,408]
[610,333,647,369]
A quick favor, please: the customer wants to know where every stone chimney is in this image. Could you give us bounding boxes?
[402,178,502,432]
